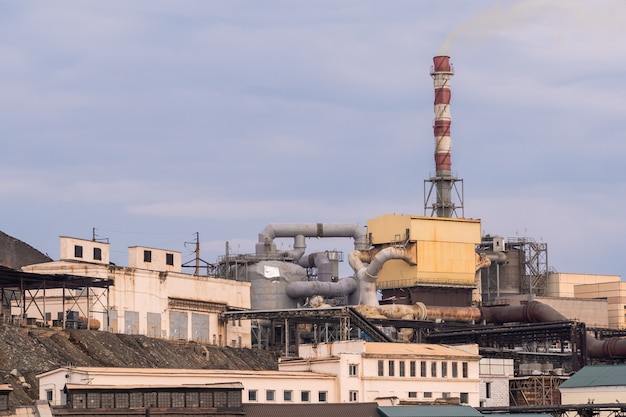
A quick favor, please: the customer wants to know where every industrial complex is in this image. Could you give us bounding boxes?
[2,56,626,417]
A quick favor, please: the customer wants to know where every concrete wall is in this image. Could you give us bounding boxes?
[547,273,620,298]
[575,281,626,329]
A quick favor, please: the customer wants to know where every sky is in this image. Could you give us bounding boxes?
[1,0,625,278]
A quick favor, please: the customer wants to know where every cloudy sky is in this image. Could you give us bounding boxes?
[1,1,625,278]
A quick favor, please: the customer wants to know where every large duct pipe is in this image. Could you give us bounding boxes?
[255,223,368,258]
[285,277,358,300]
[430,56,455,218]
[297,252,335,282]
[349,247,416,306]
[480,301,626,359]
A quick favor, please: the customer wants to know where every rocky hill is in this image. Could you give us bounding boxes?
[0,324,279,410]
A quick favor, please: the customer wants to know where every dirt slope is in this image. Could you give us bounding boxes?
[0,325,278,410]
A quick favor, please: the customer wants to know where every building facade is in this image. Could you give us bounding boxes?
[21,236,251,346]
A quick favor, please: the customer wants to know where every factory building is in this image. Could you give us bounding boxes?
[19,236,251,346]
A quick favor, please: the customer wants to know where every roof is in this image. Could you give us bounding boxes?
[364,343,478,358]
[559,364,626,388]
[243,402,379,417]
[377,405,483,417]
[65,382,244,391]
[0,384,12,392]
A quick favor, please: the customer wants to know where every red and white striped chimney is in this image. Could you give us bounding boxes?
[431,55,453,177]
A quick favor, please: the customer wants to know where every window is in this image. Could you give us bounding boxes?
[349,363,358,376]
[408,392,417,398]
[186,392,199,408]
[144,250,152,262]
[442,392,450,399]
[248,390,257,402]
[420,361,427,377]
[424,392,432,398]
[452,362,458,378]
[171,392,185,408]
[431,362,437,377]
[388,360,395,376]
[399,361,405,377]
[74,245,83,258]
[460,392,469,404]
[46,390,53,402]
[93,247,102,261]
[284,390,292,402]
[441,361,447,378]
[410,361,416,377]
[266,390,275,401]
[378,360,384,376]
[318,391,327,402]
[485,382,492,399]
[301,391,310,402]
[462,362,468,378]
[349,391,358,402]
[166,253,174,266]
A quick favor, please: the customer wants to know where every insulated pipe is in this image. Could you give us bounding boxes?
[285,277,358,299]
[297,252,334,282]
[350,247,416,306]
[255,223,368,258]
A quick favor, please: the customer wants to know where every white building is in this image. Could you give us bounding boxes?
[279,340,481,406]
[21,236,251,346]
[479,357,514,407]
[37,341,481,407]
[559,364,626,407]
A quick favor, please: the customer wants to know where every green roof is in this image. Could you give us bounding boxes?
[559,364,626,388]
[377,405,483,417]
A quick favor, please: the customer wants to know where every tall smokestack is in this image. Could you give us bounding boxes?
[424,56,464,218]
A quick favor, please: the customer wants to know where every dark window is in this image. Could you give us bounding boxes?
[0,395,7,411]
[87,393,101,409]
[442,361,448,377]
[442,392,450,398]
[452,362,458,378]
[74,245,83,258]
[130,392,143,408]
[199,392,213,407]
[420,361,427,377]
[186,392,199,408]
[144,250,152,262]
[349,364,358,376]
[460,392,469,404]
[301,391,310,402]
[248,390,257,401]
[72,393,86,409]
[101,393,115,408]
[424,392,432,398]
[284,390,292,401]
[214,391,227,407]
[486,382,492,398]
[171,392,185,408]
[431,362,437,377]
[46,390,53,402]
[93,247,102,261]
[115,393,129,408]
[378,360,384,376]
[266,390,275,401]
[462,362,469,378]
[388,360,395,376]
[166,253,174,265]
[410,361,416,377]
[408,391,417,398]
[144,392,157,408]
[349,391,358,402]
[399,361,405,377]
[319,391,327,402]
[157,392,170,408]
[227,391,241,408]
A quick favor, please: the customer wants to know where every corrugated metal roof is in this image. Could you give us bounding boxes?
[559,364,626,388]
[377,405,483,417]
[243,402,380,417]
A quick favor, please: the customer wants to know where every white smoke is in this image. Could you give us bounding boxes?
[439,0,622,55]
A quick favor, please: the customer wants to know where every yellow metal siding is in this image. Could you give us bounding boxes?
[367,214,481,289]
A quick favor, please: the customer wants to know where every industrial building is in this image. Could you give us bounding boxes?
[2,55,626,417]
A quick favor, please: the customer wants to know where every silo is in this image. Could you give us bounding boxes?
[235,260,307,310]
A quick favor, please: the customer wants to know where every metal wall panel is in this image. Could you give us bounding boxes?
[147,312,162,338]
[169,311,188,340]
[191,313,210,342]
[125,311,139,335]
